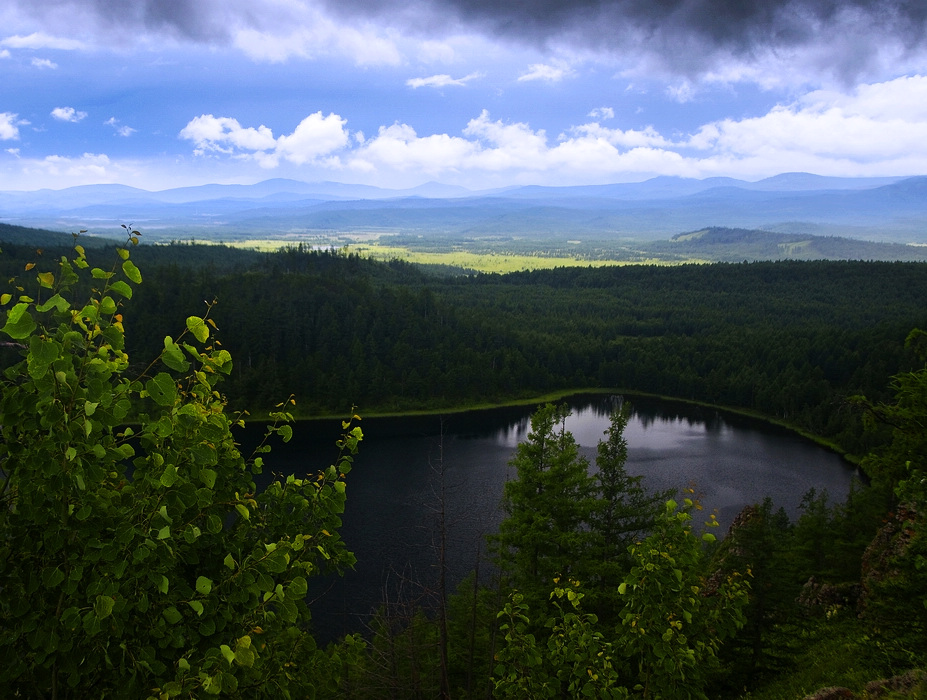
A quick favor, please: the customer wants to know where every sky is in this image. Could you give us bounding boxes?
[2,0,927,192]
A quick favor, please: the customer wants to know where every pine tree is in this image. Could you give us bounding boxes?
[493,403,596,605]
[587,402,670,621]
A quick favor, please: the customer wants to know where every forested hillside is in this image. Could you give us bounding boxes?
[1,238,924,457]
[1,235,925,698]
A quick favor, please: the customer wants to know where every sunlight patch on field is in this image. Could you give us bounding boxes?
[194,237,699,269]
[344,244,658,273]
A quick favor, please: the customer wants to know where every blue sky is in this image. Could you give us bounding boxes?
[2,0,927,191]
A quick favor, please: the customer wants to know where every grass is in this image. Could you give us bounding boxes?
[169,234,707,272]
[344,243,675,273]
[742,617,925,700]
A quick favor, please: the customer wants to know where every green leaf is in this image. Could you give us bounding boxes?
[288,576,308,597]
[157,525,171,540]
[44,567,66,589]
[162,337,190,373]
[158,575,169,594]
[146,372,177,407]
[37,271,55,288]
[234,644,256,668]
[234,503,250,521]
[94,595,115,620]
[186,316,209,343]
[99,295,117,315]
[36,293,69,313]
[223,553,236,570]
[279,424,293,443]
[220,645,236,666]
[163,606,183,625]
[618,582,627,595]
[122,260,142,284]
[29,335,59,365]
[200,468,217,489]
[2,302,36,339]
[159,464,178,488]
[109,280,133,299]
[188,600,204,616]
[196,576,213,596]
[701,532,717,543]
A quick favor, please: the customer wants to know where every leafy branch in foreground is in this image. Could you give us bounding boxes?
[492,497,749,700]
[0,233,362,698]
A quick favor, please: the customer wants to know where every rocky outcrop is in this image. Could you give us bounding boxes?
[864,669,927,698]
[801,669,926,700]
[796,576,862,616]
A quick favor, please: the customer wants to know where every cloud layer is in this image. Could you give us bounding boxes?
[173,75,927,187]
[4,0,926,85]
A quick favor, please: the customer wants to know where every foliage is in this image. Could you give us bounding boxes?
[492,403,597,606]
[587,401,672,621]
[852,329,927,654]
[0,234,362,698]
[617,496,749,699]
[493,584,628,700]
[492,498,748,699]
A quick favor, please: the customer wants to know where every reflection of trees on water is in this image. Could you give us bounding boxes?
[563,393,728,433]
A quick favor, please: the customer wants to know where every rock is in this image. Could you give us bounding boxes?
[796,577,862,616]
[864,668,927,698]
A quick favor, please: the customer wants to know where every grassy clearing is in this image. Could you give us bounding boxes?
[344,243,674,273]
[166,235,704,271]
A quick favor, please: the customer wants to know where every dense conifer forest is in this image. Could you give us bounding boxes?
[1,233,925,698]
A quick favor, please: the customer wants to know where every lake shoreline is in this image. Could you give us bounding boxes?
[245,386,860,466]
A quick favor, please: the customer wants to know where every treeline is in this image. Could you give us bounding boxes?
[2,240,925,456]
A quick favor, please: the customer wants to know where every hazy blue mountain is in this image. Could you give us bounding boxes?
[1,173,924,244]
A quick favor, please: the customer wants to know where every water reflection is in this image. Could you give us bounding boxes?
[238,394,855,642]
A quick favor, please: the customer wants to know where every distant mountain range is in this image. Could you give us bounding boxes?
[1,173,925,244]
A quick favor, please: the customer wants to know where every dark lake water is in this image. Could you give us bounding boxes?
[240,394,856,642]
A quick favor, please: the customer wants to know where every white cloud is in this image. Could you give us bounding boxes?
[180,112,348,167]
[105,117,136,137]
[6,148,20,157]
[518,63,573,82]
[180,115,276,155]
[685,75,927,166]
[406,72,482,88]
[0,32,85,50]
[0,49,10,58]
[0,112,21,140]
[27,152,112,180]
[232,7,402,66]
[30,57,57,69]
[350,123,477,175]
[587,107,614,120]
[51,106,87,122]
[174,75,927,187]
[274,112,350,166]
[666,81,695,103]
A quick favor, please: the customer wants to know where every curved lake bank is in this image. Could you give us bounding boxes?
[239,393,857,642]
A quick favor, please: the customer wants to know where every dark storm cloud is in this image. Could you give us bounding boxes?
[326,0,927,79]
[9,0,240,43]
[339,0,927,50]
[8,0,927,81]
